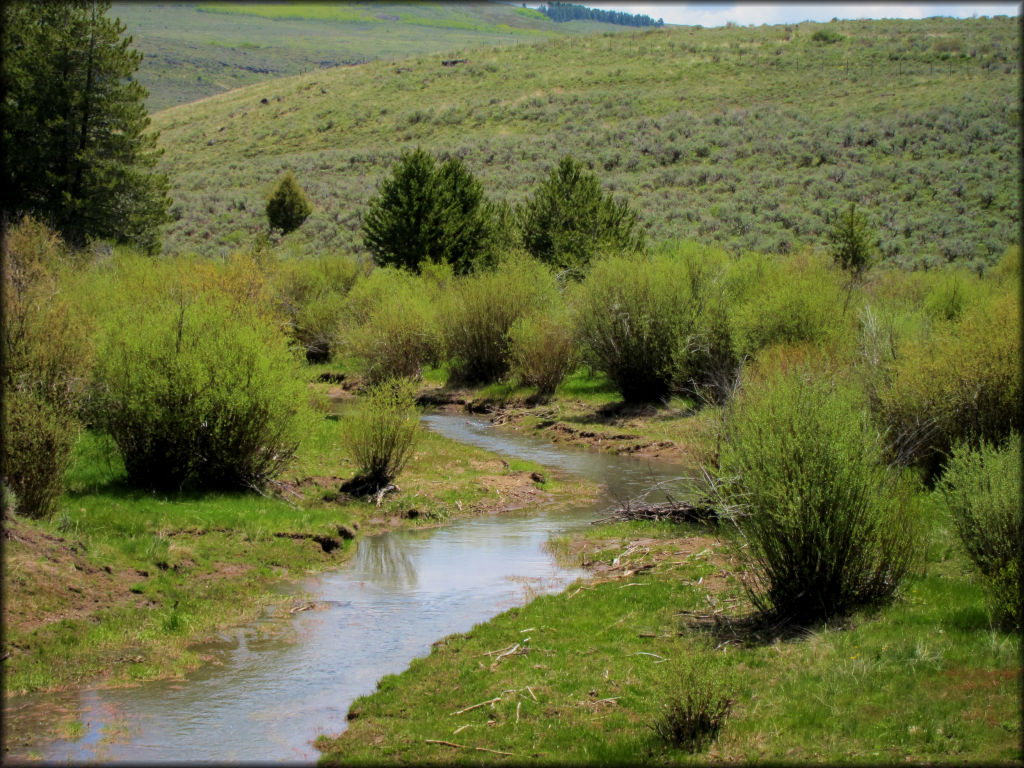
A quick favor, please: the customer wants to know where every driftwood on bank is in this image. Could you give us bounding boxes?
[590,499,717,525]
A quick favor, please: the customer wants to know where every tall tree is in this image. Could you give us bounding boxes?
[1,1,170,253]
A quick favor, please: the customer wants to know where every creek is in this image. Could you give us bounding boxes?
[4,412,690,763]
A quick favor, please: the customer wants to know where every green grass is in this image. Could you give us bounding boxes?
[148,15,1018,268]
[316,510,1021,763]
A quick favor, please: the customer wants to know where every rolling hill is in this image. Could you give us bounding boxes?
[149,14,1020,269]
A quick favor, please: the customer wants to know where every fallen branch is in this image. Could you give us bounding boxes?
[483,643,519,657]
[490,643,522,669]
[451,697,502,716]
[425,739,516,757]
[591,499,717,525]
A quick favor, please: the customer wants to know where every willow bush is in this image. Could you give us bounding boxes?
[342,378,420,493]
[937,435,1022,630]
[508,306,579,401]
[712,368,918,624]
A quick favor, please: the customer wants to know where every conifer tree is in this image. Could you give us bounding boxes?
[266,171,313,234]
[1,1,170,253]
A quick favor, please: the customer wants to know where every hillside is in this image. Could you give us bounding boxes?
[110,2,621,111]
[151,15,1020,268]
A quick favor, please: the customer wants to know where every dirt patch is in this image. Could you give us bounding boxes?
[3,519,152,636]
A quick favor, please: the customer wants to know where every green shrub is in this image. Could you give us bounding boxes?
[519,155,644,276]
[91,287,311,491]
[937,435,1022,630]
[363,149,495,274]
[652,657,733,752]
[508,307,579,401]
[440,253,557,384]
[343,267,441,383]
[730,251,845,359]
[571,252,704,403]
[713,368,918,624]
[266,171,313,234]
[342,379,420,492]
[876,292,1021,478]
[3,389,77,519]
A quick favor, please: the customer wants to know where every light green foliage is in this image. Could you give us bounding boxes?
[730,251,846,358]
[3,390,77,520]
[342,378,420,490]
[343,267,442,383]
[715,369,918,623]
[508,307,579,401]
[571,251,706,403]
[938,435,1022,629]
[3,1,170,252]
[91,280,311,492]
[519,155,644,276]
[876,292,1021,478]
[440,253,557,384]
[363,149,496,274]
[265,171,312,234]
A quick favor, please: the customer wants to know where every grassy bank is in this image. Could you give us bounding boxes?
[2,381,594,702]
[317,511,1021,763]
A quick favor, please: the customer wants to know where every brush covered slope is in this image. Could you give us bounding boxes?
[151,15,1019,268]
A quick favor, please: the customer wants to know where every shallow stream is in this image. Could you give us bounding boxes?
[4,412,690,763]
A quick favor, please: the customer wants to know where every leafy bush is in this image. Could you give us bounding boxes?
[875,292,1021,477]
[571,252,703,403]
[652,657,733,752]
[937,435,1022,629]
[440,253,557,384]
[342,379,420,492]
[266,171,313,234]
[519,155,645,276]
[3,389,77,519]
[363,149,495,274]
[508,307,579,401]
[713,368,918,624]
[343,267,442,383]
[91,287,311,491]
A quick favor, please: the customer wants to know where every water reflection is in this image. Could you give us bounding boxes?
[351,533,418,590]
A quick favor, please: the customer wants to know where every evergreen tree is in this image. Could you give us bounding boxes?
[266,171,312,234]
[519,156,644,275]
[363,149,494,274]
[1,1,170,253]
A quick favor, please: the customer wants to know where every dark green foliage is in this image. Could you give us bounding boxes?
[519,156,644,276]
[938,435,1022,630]
[1,1,170,253]
[3,390,78,520]
[266,171,312,234]
[829,202,876,282]
[91,288,310,492]
[363,149,494,274]
[539,2,663,27]
[811,28,845,44]
[713,369,918,624]
[342,379,420,492]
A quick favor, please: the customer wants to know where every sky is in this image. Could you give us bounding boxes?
[528,2,1020,27]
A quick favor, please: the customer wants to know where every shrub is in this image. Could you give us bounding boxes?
[571,252,703,403]
[712,368,918,624]
[937,435,1022,629]
[3,389,77,519]
[91,287,311,492]
[363,149,495,274]
[519,155,644,276]
[508,308,579,401]
[652,657,733,752]
[875,292,1021,478]
[266,171,312,234]
[342,379,420,492]
[440,253,557,384]
[343,267,442,383]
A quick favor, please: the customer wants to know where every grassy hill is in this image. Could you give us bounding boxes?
[150,14,1020,269]
[111,2,621,111]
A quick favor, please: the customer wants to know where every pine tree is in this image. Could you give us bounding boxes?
[266,171,313,234]
[519,155,644,275]
[1,1,170,253]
